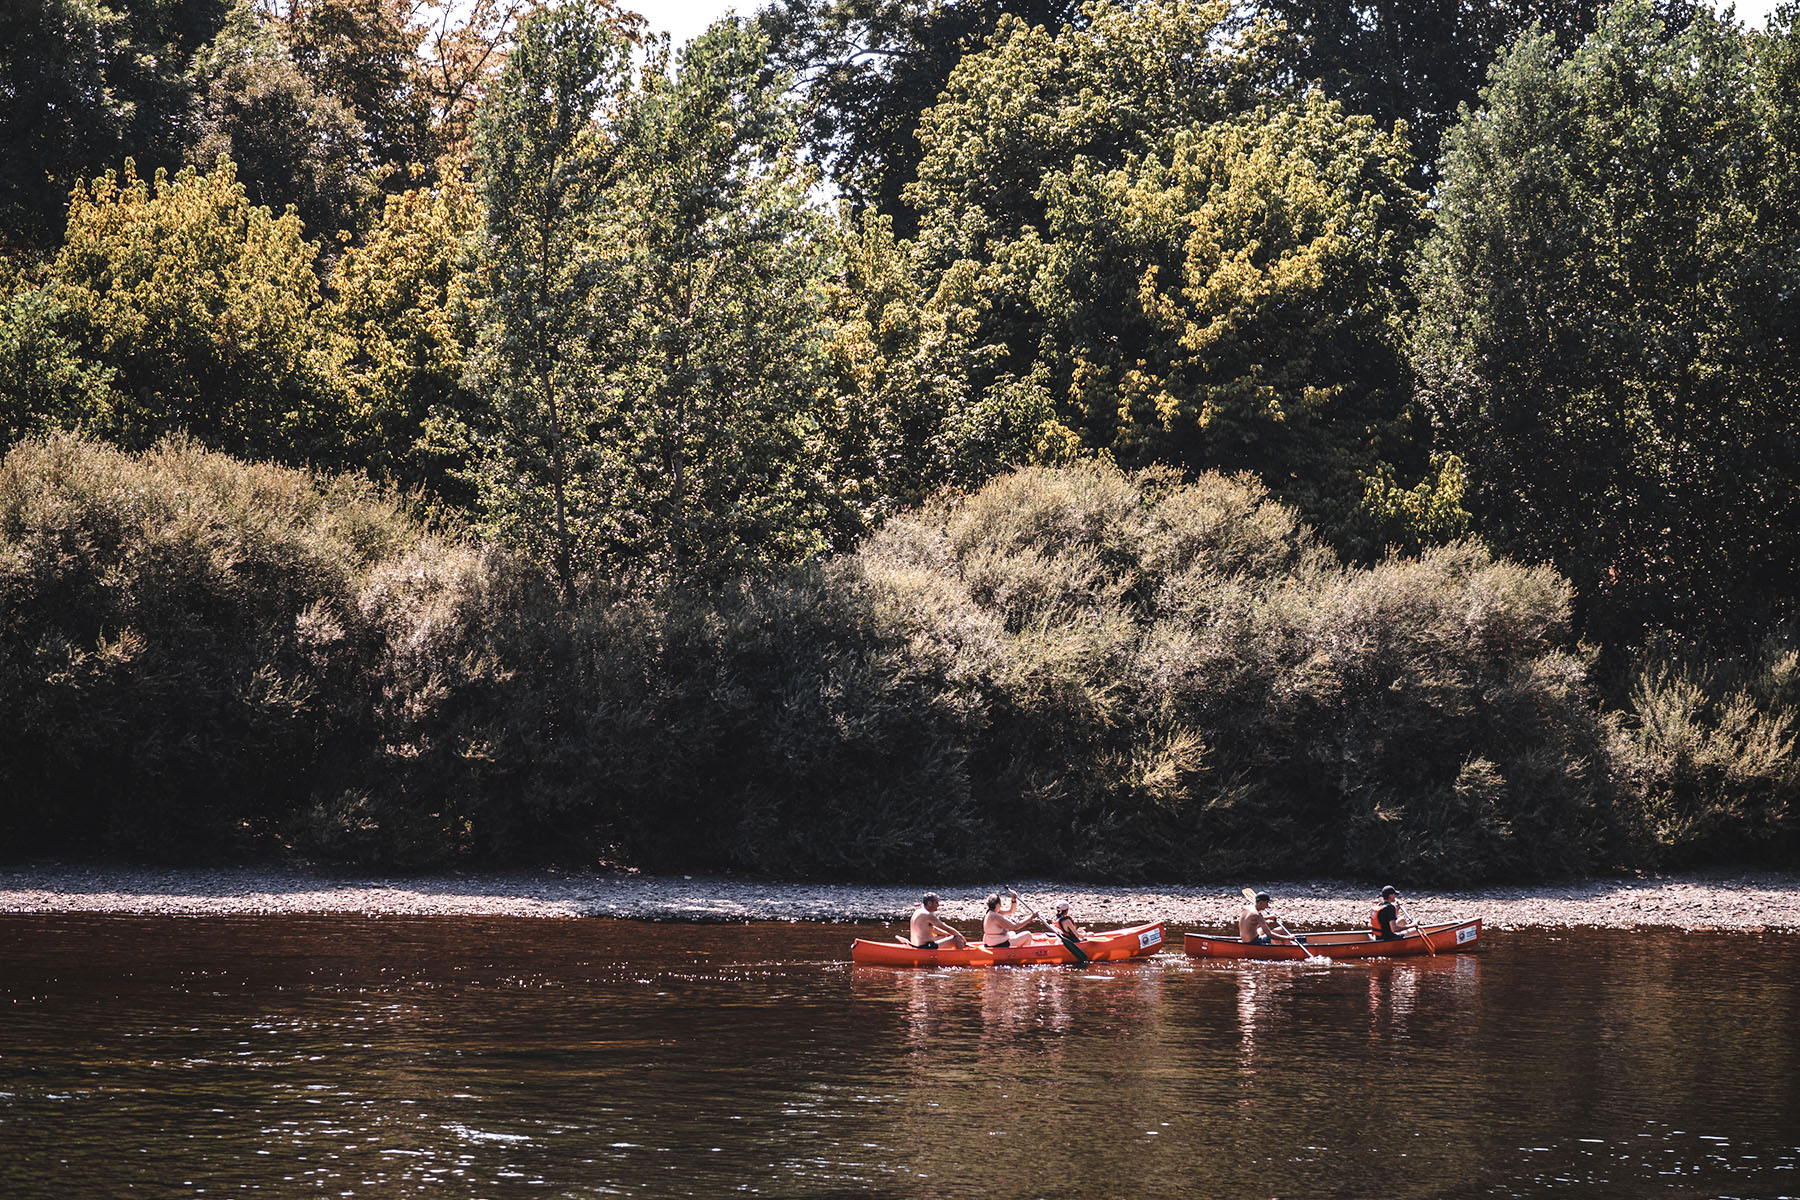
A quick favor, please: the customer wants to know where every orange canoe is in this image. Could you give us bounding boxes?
[1184,918,1481,960]
[851,921,1167,967]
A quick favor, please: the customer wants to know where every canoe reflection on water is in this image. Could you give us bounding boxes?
[1223,950,1484,1072]
[863,956,1174,1050]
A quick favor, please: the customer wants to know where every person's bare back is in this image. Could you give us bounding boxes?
[1239,904,1271,943]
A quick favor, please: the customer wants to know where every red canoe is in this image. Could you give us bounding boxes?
[1184,918,1482,961]
[852,921,1167,967]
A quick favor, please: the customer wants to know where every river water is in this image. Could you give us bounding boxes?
[1,915,1796,1198]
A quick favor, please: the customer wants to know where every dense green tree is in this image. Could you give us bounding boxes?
[47,160,348,463]
[192,1,373,240]
[898,0,1454,552]
[589,21,845,582]
[762,0,1079,234]
[820,210,1053,522]
[906,0,1275,263]
[1412,0,1800,638]
[0,276,116,449]
[1253,0,1591,172]
[1763,5,1800,241]
[0,0,229,255]
[260,0,436,174]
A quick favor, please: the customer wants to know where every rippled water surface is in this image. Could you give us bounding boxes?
[2,915,1797,1198]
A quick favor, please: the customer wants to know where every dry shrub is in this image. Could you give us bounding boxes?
[6,439,1751,880]
[1609,649,1799,867]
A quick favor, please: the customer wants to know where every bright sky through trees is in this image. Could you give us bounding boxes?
[627,0,1786,48]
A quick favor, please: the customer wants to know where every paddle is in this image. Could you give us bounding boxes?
[1008,886,1089,964]
[1241,887,1327,964]
[1397,895,1437,956]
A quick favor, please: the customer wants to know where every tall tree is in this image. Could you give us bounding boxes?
[460,0,628,602]
[255,0,548,174]
[459,5,842,594]
[330,176,481,496]
[594,20,844,581]
[257,0,434,173]
[1252,0,1701,174]
[192,0,372,240]
[1412,0,1800,637]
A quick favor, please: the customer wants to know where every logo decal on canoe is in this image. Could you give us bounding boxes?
[1139,928,1163,949]
[1456,925,1477,944]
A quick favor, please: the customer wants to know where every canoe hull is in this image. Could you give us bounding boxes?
[852,921,1167,967]
[1184,919,1482,961]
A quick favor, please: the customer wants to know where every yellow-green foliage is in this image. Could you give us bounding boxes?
[899,0,1441,555]
[50,161,348,463]
[330,177,481,494]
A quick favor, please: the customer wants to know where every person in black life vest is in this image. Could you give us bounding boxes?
[1052,901,1088,941]
[1370,885,1418,940]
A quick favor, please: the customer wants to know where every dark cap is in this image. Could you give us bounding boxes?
[1255,892,1271,905]
[1381,885,1397,898]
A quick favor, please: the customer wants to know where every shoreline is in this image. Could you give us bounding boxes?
[4,864,1800,931]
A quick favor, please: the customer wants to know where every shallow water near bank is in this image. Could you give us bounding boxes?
[2,916,1797,1198]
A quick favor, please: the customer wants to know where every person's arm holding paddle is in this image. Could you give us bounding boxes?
[1009,888,1090,962]
[983,891,1036,948]
[909,893,968,949]
[1395,894,1435,956]
[1239,891,1296,945]
[1243,887,1330,963]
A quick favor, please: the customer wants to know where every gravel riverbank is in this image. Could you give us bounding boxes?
[4,864,1800,931]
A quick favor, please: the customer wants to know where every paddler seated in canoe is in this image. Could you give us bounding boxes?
[1239,892,1300,946]
[983,891,1039,949]
[909,892,969,950]
[1370,885,1418,941]
[1051,901,1089,941]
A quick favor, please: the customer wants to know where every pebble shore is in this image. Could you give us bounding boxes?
[3,864,1799,931]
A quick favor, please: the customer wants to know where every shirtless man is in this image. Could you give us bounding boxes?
[1239,892,1299,945]
[983,891,1039,949]
[1370,885,1418,941]
[909,893,968,949]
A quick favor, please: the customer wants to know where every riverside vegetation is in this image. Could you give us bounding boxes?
[1,0,1796,880]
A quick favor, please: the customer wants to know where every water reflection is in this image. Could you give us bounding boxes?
[1,917,1797,1199]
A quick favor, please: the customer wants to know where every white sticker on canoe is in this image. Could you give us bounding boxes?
[1456,925,1477,945]
[1139,928,1163,949]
